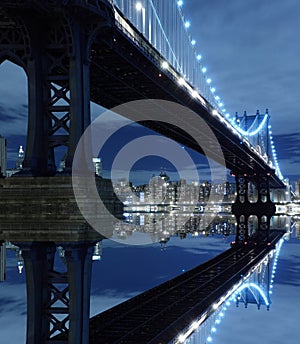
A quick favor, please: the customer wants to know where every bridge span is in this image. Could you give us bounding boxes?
[88,231,283,344]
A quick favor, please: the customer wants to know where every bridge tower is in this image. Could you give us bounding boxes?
[0,0,114,176]
[0,2,114,343]
[232,172,276,244]
[19,242,95,343]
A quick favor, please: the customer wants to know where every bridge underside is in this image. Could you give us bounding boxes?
[0,1,283,187]
[89,19,282,187]
[89,232,283,344]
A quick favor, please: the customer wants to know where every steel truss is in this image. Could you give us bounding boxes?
[0,1,113,175]
[17,242,95,344]
[232,173,276,244]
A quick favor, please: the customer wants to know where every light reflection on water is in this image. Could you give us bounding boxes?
[1,213,299,343]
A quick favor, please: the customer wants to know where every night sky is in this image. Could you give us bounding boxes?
[183,0,300,183]
[0,1,300,343]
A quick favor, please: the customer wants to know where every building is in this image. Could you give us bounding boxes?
[0,242,6,282]
[16,145,24,170]
[295,180,300,199]
[0,135,7,176]
[6,145,25,177]
[93,157,102,177]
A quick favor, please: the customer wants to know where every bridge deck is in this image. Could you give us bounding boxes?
[89,232,283,344]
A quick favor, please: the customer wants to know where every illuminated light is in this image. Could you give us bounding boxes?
[202,67,207,73]
[207,336,213,342]
[196,54,202,60]
[211,87,216,93]
[191,90,198,98]
[177,0,183,6]
[158,73,162,77]
[191,321,199,330]
[161,61,169,69]
[235,283,270,306]
[215,319,221,324]
[211,327,217,333]
[234,113,269,137]
[185,21,191,28]
[191,39,196,45]
[212,109,219,116]
[222,109,226,113]
[219,312,225,317]
[225,113,230,118]
[135,2,143,11]
[178,77,185,85]
[226,301,230,306]
[206,78,212,84]
[178,334,186,343]
[219,102,224,107]
[215,95,220,100]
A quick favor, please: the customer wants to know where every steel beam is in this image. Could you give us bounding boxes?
[18,242,94,344]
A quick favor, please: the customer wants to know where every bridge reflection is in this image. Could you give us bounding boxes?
[0,175,289,343]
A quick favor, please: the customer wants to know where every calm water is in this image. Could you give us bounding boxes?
[0,220,299,343]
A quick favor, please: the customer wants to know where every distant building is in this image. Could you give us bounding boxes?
[6,145,25,177]
[0,135,7,177]
[295,180,300,198]
[93,157,102,177]
[0,243,6,282]
[16,145,24,170]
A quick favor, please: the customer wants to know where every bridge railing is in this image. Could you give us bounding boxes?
[111,0,219,110]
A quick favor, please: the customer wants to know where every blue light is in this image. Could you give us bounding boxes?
[177,0,183,6]
[207,336,213,342]
[211,327,217,333]
[196,54,202,60]
[206,78,212,84]
[191,39,196,45]
[185,21,191,28]
[202,67,207,73]
[215,95,220,100]
[235,114,269,137]
[211,87,216,93]
[234,282,270,306]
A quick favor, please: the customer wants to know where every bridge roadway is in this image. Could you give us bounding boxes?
[89,231,283,344]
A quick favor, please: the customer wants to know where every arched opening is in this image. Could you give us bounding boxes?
[0,60,27,176]
[248,215,258,237]
[248,180,258,203]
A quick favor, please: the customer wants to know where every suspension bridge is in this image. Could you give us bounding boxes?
[0,1,287,343]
